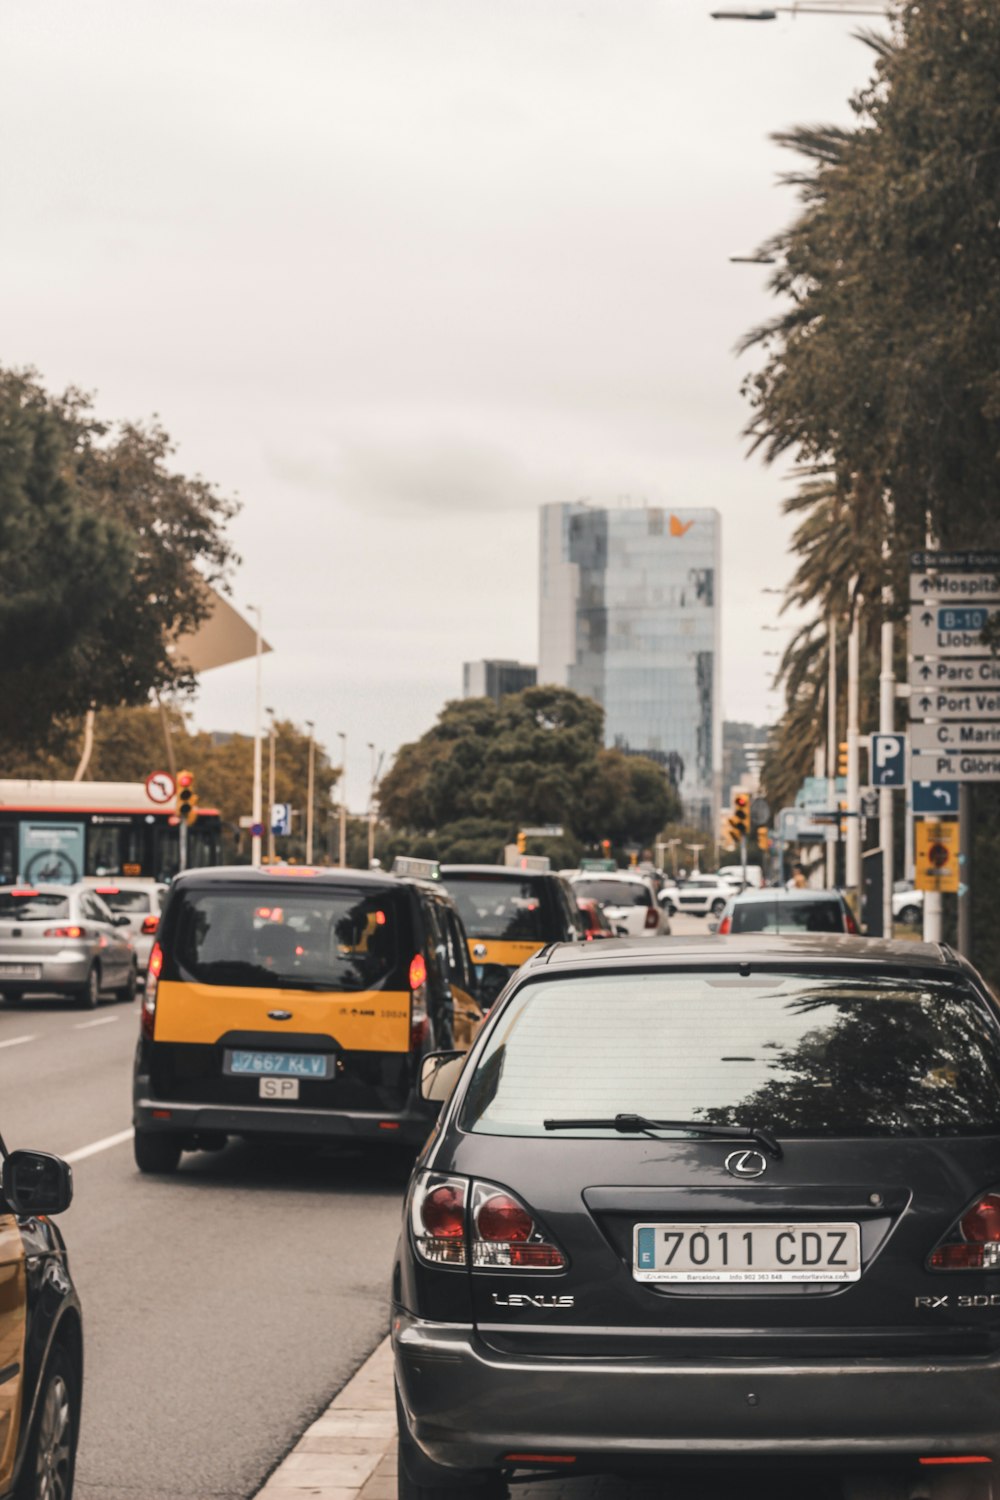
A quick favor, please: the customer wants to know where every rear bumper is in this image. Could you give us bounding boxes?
[0,953,92,993]
[133,1082,434,1147]
[394,1312,1000,1472]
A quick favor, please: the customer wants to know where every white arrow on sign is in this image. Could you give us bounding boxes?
[911,720,1000,753]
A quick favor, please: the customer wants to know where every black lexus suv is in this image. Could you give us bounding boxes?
[393,934,1000,1500]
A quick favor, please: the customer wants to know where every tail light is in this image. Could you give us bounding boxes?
[142,942,163,1040]
[410,1174,468,1265]
[844,905,859,934]
[44,925,88,939]
[141,915,159,936]
[471,1180,567,1270]
[930,1191,1000,1270]
[409,952,429,1050]
[644,906,659,930]
[718,915,732,935]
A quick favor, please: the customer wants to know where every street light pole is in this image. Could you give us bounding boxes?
[367,741,376,868]
[266,707,276,865]
[846,588,862,900]
[248,605,263,868]
[879,587,895,939]
[826,610,838,887]
[305,719,315,865]
[338,732,347,868]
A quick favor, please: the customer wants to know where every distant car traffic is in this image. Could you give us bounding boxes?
[0,1143,81,1500]
[575,897,616,940]
[717,887,858,936]
[440,865,583,1008]
[569,873,670,937]
[662,873,733,919]
[893,882,924,927]
[0,883,137,1007]
[133,863,478,1174]
[395,933,1000,1497]
[88,879,167,976]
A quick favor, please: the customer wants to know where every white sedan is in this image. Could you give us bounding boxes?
[570,874,671,937]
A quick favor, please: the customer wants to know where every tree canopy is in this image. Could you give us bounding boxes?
[0,369,238,761]
[378,685,680,864]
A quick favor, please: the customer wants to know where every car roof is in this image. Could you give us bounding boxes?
[440,864,556,880]
[519,932,962,975]
[729,887,845,904]
[571,871,648,884]
[169,864,413,892]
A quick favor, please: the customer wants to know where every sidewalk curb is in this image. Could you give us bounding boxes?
[255,1336,397,1499]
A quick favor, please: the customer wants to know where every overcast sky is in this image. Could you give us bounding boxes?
[1,0,879,808]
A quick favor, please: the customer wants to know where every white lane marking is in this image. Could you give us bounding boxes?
[0,1035,35,1051]
[64,1128,134,1164]
[73,1015,119,1030]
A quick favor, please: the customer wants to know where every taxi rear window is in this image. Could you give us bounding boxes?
[96,889,152,914]
[169,886,400,991]
[443,875,547,941]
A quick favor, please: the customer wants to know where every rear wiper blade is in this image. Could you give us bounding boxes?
[542,1114,782,1159]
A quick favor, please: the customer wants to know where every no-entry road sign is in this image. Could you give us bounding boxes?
[915,819,960,894]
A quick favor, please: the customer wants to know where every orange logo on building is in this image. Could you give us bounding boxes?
[670,515,694,537]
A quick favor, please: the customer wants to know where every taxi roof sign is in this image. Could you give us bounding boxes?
[391,856,441,881]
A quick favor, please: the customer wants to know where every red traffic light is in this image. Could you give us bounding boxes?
[177,770,194,789]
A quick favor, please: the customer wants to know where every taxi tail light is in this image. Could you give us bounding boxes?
[930,1191,1000,1270]
[44,925,88,939]
[411,1174,468,1266]
[644,906,659,930]
[471,1180,567,1270]
[844,906,859,935]
[141,915,159,935]
[717,915,732,935]
[409,953,429,1050]
[142,942,163,1040]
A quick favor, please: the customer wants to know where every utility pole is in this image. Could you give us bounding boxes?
[879,586,895,938]
[666,838,681,878]
[248,605,263,868]
[367,742,378,868]
[266,707,277,864]
[845,589,862,899]
[305,719,315,864]
[338,731,347,868]
[826,610,837,887]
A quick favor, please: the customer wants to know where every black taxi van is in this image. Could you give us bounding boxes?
[0,1145,81,1500]
[440,863,583,1008]
[132,862,478,1174]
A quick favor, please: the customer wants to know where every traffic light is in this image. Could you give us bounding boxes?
[516,830,527,854]
[177,769,198,827]
[731,792,750,839]
[757,826,769,852]
[838,741,848,778]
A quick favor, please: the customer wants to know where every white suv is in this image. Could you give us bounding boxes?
[570,873,670,937]
[664,874,734,919]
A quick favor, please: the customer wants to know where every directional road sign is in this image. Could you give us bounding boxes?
[911,549,1000,574]
[915,819,960,894]
[910,603,1000,658]
[912,749,1000,783]
[270,802,292,837]
[870,733,906,786]
[912,781,959,815]
[911,572,1000,605]
[911,720,1000,754]
[910,686,1000,721]
[909,656,1000,692]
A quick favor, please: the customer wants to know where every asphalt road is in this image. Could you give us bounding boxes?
[0,991,410,1500]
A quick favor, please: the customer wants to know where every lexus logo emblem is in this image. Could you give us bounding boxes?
[725,1149,767,1179]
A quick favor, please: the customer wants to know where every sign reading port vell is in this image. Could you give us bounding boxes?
[909,550,1000,787]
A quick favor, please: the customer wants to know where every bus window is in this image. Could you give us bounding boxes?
[89,823,124,875]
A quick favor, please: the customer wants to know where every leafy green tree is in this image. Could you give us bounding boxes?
[0,369,238,761]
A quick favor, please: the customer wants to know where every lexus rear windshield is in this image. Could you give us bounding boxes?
[572,879,651,907]
[444,875,546,941]
[170,886,401,991]
[460,970,1000,1139]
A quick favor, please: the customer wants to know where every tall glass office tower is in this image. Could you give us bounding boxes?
[539,502,721,829]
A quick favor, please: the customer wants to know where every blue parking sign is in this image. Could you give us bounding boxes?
[870,733,906,787]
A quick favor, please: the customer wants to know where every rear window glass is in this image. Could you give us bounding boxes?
[444,876,546,941]
[461,971,1000,1139]
[573,879,651,907]
[0,892,69,920]
[731,899,844,934]
[95,889,151,914]
[170,886,400,991]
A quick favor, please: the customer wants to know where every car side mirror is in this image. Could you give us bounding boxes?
[112,914,131,928]
[419,1050,465,1104]
[3,1150,73,1217]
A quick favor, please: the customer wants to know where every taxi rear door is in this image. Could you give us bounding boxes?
[0,1214,26,1490]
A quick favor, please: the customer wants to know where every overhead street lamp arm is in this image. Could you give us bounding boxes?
[711,5,888,17]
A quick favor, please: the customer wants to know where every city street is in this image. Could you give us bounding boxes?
[0,994,409,1500]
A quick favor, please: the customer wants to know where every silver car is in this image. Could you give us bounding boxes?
[0,883,137,1007]
[88,879,167,975]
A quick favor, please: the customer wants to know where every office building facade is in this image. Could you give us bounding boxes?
[539,502,721,828]
[462,659,538,704]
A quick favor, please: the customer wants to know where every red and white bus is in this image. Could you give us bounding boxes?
[0,780,223,886]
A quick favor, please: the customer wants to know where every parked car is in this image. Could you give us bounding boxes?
[0,1144,81,1500]
[717,887,858,936]
[662,874,733,919]
[575,897,616,940]
[893,882,924,927]
[88,878,167,976]
[569,873,670,938]
[0,883,137,1006]
[395,933,1000,1497]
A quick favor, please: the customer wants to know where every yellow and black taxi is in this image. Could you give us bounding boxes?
[440,861,584,1008]
[132,862,479,1174]
[0,1143,81,1500]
